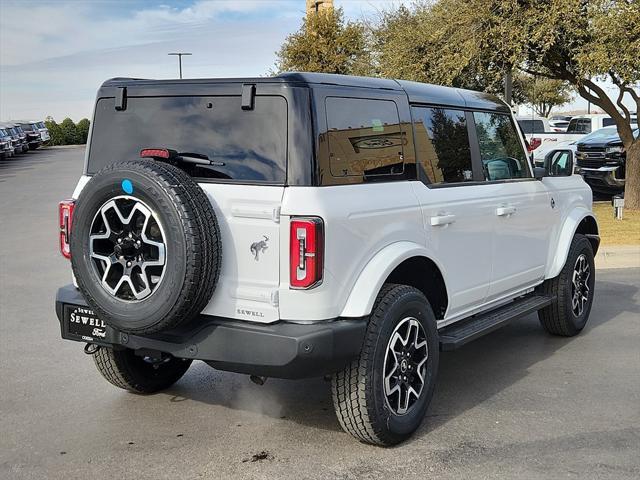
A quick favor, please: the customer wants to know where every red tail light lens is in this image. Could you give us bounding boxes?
[290,217,324,289]
[59,199,75,259]
[528,137,542,152]
[140,148,170,159]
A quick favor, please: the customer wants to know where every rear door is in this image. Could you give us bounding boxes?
[470,111,551,301]
[87,86,292,323]
[410,106,495,320]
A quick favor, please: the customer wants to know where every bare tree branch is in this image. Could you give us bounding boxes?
[624,85,640,116]
[609,72,633,122]
[615,87,632,123]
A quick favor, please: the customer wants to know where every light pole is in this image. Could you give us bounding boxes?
[168,52,192,79]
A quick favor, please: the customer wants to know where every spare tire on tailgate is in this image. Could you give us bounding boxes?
[70,160,221,334]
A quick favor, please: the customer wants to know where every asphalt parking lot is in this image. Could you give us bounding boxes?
[1,146,639,480]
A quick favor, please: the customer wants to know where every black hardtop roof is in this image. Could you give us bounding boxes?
[101,72,508,111]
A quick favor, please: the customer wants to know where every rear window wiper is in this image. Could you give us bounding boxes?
[140,148,225,167]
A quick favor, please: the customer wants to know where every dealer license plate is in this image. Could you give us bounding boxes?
[65,305,108,341]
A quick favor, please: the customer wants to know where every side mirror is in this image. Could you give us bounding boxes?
[543,149,574,177]
[533,167,547,180]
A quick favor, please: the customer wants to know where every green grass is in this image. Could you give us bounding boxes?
[592,202,640,246]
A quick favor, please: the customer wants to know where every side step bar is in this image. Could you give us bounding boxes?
[439,294,553,351]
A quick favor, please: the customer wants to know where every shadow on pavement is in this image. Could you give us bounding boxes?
[154,273,639,439]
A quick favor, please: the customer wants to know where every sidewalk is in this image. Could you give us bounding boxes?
[596,244,640,269]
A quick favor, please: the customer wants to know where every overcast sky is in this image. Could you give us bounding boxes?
[0,0,635,122]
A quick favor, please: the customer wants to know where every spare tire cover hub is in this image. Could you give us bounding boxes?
[89,195,167,302]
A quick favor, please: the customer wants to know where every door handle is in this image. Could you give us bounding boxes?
[496,206,517,216]
[430,214,456,226]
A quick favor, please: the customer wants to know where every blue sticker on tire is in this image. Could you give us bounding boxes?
[121,179,133,194]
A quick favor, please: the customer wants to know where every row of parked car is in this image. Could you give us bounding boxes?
[517,113,638,195]
[0,120,51,159]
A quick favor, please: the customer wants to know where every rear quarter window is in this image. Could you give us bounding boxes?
[325,97,405,179]
[88,95,288,184]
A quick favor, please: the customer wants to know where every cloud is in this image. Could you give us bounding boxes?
[0,0,465,121]
[0,0,303,119]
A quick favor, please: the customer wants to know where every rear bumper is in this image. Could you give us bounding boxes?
[55,284,366,379]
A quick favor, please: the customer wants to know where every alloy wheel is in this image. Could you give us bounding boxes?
[89,196,166,301]
[383,316,429,415]
[571,253,590,317]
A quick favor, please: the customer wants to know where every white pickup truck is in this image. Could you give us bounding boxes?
[522,114,637,163]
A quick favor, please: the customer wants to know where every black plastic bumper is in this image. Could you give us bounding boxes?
[579,168,625,193]
[55,285,366,379]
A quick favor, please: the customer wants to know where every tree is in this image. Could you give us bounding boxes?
[60,118,80,145]
[375,0,640,209]
[44,117,64,146]
[515,75,573,117]
[274,7,371,75]
[373,3,515,95]
[76,118,90,144]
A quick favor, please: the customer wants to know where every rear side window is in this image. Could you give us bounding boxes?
[473,112,530,181]
[411,106,474,184]
[567,118,592,133]
[325,97,404,178]
[517,119,545,134]
[88,96,288,184]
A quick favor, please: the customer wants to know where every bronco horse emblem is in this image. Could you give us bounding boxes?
[250,235,269,261]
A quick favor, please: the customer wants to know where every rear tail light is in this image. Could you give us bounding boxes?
[59,200,75,259]
[290,217,324,289]
[140,148,171,159]
[528,137,542,152]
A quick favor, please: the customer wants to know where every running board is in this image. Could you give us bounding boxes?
[439,294,553,351]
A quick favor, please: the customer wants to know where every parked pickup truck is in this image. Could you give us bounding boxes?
[526,114,637,163]
[576,126,639,195]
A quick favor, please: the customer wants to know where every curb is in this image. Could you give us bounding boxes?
[45,145,86,149]
[595,245,640,270]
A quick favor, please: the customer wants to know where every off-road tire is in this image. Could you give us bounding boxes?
[93,347,192,394]
[332,284,439,446]
[538,234,595,336]
[71,160,221,334]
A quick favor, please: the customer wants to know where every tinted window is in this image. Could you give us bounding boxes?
[326,97,404,178]
[567,118,592,133]
[473,112,530,181]
[88,96,288,183]
[517,119,546,134]
[412,107,474,184]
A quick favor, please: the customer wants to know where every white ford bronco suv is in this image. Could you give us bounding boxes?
[56,73,599,446]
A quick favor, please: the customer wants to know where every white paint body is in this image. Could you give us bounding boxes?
[72,167,595,329]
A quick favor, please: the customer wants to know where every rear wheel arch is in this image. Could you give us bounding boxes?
[386,256,448,320]
[340,242,449,320]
